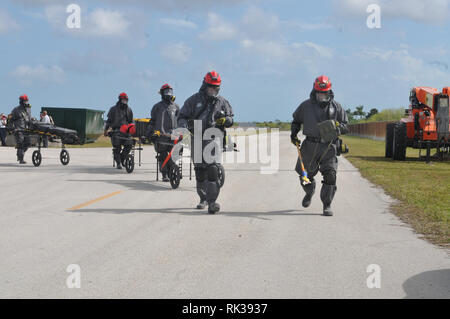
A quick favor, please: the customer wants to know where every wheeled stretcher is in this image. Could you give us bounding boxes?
[26,121,81,167]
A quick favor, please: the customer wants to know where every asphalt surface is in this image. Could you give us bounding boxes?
[0,132,448,298]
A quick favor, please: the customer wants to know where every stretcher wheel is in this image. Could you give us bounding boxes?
[218,164,225,188]
[169,164,181,189]
[125,154,134,173]
[60,149,70,165]
[32,150,42,167]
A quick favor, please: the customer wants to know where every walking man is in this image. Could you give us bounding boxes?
[291,75,348,216]
[178,71,234,214]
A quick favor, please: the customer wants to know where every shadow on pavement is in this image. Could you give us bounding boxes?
[67,179,196,192]
[0,164,157,175]
[68,207,323,220]
[402,269,450,299]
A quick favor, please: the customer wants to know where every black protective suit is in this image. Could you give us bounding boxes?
[178,83,234,209]
[10,104,32,162]
[291,89,348,213]
[105,102,134,167]
[148,100,180,177]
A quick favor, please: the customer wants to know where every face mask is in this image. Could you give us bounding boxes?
[162,88,174,102]
[163,95,175,103]
[316,92,330,107]
[206,86,220,97]
[162,88,173,96]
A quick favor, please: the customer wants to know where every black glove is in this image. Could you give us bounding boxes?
[291,135,300,146]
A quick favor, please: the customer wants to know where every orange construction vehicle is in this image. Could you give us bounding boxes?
[385,87,450,162]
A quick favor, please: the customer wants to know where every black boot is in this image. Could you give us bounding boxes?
[113,149,122,169]
[208,202,220,214]
[301,179,316,208]
[17,149,26,164]
[320,184,337,216]
[206,180,220,214]
[196,180,207,209]
[197,200,207,210]
[162,172,169,182]
[120,152,127,167]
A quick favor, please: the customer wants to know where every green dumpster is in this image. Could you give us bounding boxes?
[41,107,105,144]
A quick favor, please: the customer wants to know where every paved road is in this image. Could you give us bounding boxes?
[0,132,448,298]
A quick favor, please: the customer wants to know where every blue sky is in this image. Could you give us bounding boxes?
[1,0,449,121]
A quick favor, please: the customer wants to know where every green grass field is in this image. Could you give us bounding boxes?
[66,136,113,148]
[342,135,450,247]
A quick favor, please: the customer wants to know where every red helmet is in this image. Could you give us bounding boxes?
[19,94,29,102]
[120,123,136,135]
[160,83,172,91]
[159,83,173,94]
[314,75,332,92]
[118,92,128,100]
[204,71,221,86]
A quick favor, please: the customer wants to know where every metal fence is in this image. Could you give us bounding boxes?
[347,121,395,141]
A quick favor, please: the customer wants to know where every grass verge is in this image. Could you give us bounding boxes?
[66,136,112,148]
[342,135,449,248]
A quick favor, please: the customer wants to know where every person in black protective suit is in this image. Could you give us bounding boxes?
[290,75,348,216]
[10,95,32,164]
[104,92,134,169]
[177,71,234,214]
[148,83,180,182]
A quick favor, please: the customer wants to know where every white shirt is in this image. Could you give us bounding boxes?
[41,115,51,123]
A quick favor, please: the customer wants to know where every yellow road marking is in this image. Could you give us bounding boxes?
[68,191,124,211]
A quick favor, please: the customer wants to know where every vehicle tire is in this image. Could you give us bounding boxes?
[32,150,42,167]
[125,155,134,173]
[169,164,181,189]
[218,164,225,188]
[60,149,70,165]
[392,122,407,161]
[385,123,395,158]
[437,137,448,160]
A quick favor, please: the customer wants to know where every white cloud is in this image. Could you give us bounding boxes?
[199,13,237,41]
[301,42,334,59]
[159,18,197,29]
[12,0,68,5]
[334,0,450,24]
[286,21,333,31]
[241,7,280,39]
[0,9,20,34]
[358,47,450,84]
[88,9,130,37]
[45,5,133,38]
[99,0,249,11]
[10,65,65,85]
[60,50,130,74]
[240,39,334,73]
[135,68,160,88]
[160,42,192,63]
[241,39,334,60]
